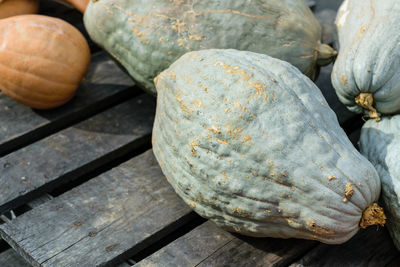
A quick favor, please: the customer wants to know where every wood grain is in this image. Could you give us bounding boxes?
[290,227,398,267]
[0,249,31,267]
[0,94,155,214]
[0,150,193,267]
[314,0,343,13]
[0,52,138,157]
[136,221,317,267]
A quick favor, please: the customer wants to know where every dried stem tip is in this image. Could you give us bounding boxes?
[355,93,381,121]
[316,42,338,66]
[359,203,386,229]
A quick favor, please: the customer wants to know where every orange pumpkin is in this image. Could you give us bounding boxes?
[0,15,90,109]
[59,0,89,13]
[0,0,39,19]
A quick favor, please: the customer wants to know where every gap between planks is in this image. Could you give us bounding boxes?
[0,150,196,267]
[0,94,155,215]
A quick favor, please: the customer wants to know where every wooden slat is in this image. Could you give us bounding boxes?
[387,255,400,267]
[314,0,343,13]
[0,249,31,267]
[27,194,54,209]
[0,94,155,214]
[136,221,316,267]
[290,227,398,266]
[135,221,233,267]
[0,52,138,157]
[0,150,194,267]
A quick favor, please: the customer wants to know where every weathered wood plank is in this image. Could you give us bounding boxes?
[135,221,233,267]
[0,51,138,157]
[0,150,194,267]
[27,194,54,209]
[290,227,398,267]
[0,249,31,267]
[136,221,316,267]
[314,0,343,13]
[0,94,155,214]
[387,255,400,267]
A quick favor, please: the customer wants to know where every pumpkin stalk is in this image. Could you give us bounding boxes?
[355,93,381,121]
[316,42,337,66]
[359,203,386,229]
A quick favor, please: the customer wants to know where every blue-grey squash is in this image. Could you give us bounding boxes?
[152,49,385,244]
[83,0,337,95]
[332,0,400,121]
[360,116,400,250]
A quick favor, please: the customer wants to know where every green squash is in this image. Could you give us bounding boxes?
[152,49,385,244]
[360,116,400,250]
[84,0,336,95]
[332,0,400,121]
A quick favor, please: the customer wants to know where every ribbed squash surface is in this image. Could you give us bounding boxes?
[153,49,383,244]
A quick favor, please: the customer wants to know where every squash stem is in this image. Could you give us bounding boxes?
[316,42,337,66]
[355,93,381,121]
[359,203,386,229]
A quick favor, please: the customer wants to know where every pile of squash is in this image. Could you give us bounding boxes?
[2,0,400,251]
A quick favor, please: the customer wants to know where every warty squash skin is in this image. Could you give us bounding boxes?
[84,0,337,95]
[360,116,400,250]
[0,15,91,109]
[152,49,385,244]
[0,0,38,19]
[332,0,400,120]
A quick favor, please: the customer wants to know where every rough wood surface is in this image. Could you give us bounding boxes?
[290,227,398,267]
[314,0,343,13]
[135,221,233,267]
[0,249,31,267]
[387,256,400,267]
[0,95,155,214]
[0,150,193,267]
[136,221,316,267]
[0,52,137,157]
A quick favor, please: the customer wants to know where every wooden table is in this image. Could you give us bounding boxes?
[0,0,399,266]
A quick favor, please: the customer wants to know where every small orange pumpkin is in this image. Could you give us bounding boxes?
[59,0,89,13]
[0,15,90,109]
[0,0,39,19]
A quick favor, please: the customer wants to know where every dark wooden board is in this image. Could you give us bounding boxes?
[387,256,400,267]
[136,221,316,267]
[0,249,31,267]
[0,150,194,267]
[0,94,155,214]
[290,227,399,267]
[0,51,138,157]
[314,0,343,12]
[135,221,234,267]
